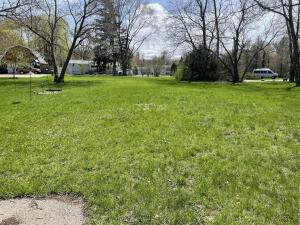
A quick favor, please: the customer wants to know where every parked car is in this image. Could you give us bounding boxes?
[17,67,41,74]
[252,68,278,79]
[17,59,41,74]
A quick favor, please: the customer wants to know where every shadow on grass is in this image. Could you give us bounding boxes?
[0,78,105,89]
[231,81,297,92]
[54,80,105,88]
[12,101,22,105]
[144,77,228,89]
[286,85,300,91]
[145,78,300,100]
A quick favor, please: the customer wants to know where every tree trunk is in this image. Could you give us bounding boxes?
[113,58,117,75]
[289,58,295,82]
[50,43,59,82]
[288,25,295,82]
[232,66,239,83]
[213,0,220,57]
[232,38,239,83]
[292,50,300,85]
[290,35,300,85]
[122,66,127,76]
[262,50,266,68]
[57,42,76,83]
[121,56,129,76]
[287,5,300,85]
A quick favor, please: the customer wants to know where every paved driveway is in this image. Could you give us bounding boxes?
[0,74,50,78]
[244,79,286,82]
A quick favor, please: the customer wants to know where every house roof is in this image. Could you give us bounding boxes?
[0,45,47,64]
[69,60,94,65]
[29,48,47,64]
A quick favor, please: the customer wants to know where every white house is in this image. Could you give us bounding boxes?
[67,60,93,75]
[161,65,172,75]
[137,65,172,76]
[106,62,122,74]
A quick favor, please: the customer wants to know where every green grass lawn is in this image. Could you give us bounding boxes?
[0,76,299,224]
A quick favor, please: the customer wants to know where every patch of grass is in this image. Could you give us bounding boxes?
[0,76,299,224]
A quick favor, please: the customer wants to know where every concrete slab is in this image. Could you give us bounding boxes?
[0,196,85,225]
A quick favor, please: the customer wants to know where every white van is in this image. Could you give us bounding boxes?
[252,68,278,79]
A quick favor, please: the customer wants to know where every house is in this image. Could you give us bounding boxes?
[161,65,172,75]
[66,60,94,75]
[137,65,172,76]
[106,62,122,74]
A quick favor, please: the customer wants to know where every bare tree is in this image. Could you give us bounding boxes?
[212,0,227,57]
[152,54,166,77]
[117,0,155,75]
[254,0,300,86]
[273,36,290,77]
[94,0,155,76]
[58,0,100,82]
[7,0,65,81]
[167,0,229,54]
[167,0,209,51]
[0,0,24,17]
[73,38,94,60]
[8,0,99,83]
[168,0,224,79]
[210,0,278,82]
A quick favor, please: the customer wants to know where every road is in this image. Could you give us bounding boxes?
[0,74,50,78]
[244,79,287,82]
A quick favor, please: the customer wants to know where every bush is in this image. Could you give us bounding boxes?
[133,66,138,75]
[0,65,8,74]
[176,47,219,81]
[244,72,260,80]
[175,62,186,81]
[171,62,178,76]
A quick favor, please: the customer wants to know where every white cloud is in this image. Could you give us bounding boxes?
[137,3,183,60]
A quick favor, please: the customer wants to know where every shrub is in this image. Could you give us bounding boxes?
[175,62,187,81]
[176,47,219,81]
[244,72,260,80]
[0,65,8,74]
[171,62,177,76]
[133,66,138,75]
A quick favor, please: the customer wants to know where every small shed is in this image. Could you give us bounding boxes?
[67,60,93,75]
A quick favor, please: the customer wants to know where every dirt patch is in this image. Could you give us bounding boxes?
[0,217,21,225]
[38,89,62,95]
[136,103,166,111]
[0,195,85,225]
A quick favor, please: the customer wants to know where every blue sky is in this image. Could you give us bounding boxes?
[148,0,168,9]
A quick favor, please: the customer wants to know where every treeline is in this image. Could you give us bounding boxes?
[173,36,291,82]
[0,0,154,82]
[1,0,300,86]
[167,0,300,85]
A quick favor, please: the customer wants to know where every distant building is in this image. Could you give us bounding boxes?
[137,65,172,76]
[161,65,172,75]
[66,60,94,75]
[106,62,121,74]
